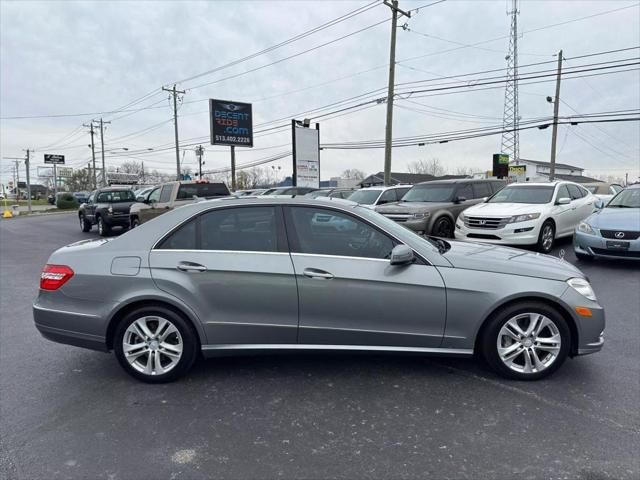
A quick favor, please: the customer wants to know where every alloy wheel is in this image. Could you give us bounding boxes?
[497,313,561,374]
[541,225,554,251]
[122,316,183,376]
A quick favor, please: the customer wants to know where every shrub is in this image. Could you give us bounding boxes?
[56,193,79,209]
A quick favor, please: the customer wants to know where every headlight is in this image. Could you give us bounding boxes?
[507,213,540,223]
[412,212,430,219]
[577,221,596,235]
[458,211,465,221]
[567,277,597,302]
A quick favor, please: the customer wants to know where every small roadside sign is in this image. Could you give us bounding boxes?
[44,154,65,164]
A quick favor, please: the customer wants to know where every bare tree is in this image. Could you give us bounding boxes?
[454,166,474,177]
[64,169,94,192]
[341,168,366,180]
[407,158,446,176]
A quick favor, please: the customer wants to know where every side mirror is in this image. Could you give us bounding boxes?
[136,195,145,203]
[148,198,157,205]
[454,196,467,204]
[390,244,414,266]
[556,197,571,205]
[594,199,605,209]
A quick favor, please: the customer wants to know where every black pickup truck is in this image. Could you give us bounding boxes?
[78,187,137,236]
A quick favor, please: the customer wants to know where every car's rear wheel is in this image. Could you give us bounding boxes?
[97,216,110,237]
[432,216,454,238]
[79,214,91,232]
[481,301,570,380]
[114,306,199,383]
[537,221,555,253]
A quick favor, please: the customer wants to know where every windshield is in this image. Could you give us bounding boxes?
[402,184,455,203]
[488,185,554,204]
[349,190,382,205]
[177,183,230,199]
[98,190,136,203]
[607,188,640,208]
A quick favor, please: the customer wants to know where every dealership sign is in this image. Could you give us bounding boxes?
[209,99,253,147]
[44,154,65,164]
[292,122,320,188]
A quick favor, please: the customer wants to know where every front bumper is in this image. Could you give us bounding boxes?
[559,286,605,356]
[454,218,541,246]
[574,230,640,260]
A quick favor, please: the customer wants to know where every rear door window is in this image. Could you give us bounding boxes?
[472,182,492,199]
[177,183,230,200]
[567,184,584,200]
[456,183,473,200]
[200,207,279,252]
[159,185,173,203]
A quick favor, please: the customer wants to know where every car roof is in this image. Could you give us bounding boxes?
[358,185,412,191]
[415,178,503,186]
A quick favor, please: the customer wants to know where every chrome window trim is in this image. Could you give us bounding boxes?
[291,252,390,263]
[151,201,432,265]
[151,249,289,255]
[201,344,473,355]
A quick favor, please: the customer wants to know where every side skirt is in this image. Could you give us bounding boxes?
[201,344,473,358]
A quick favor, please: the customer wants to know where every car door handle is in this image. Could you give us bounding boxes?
[303,268,334,280]
[177,262,207,272]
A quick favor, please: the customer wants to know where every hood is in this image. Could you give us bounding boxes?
[463,202,544,216]
[376,201,452,214]
[443,240,583,281]
[585,207,640,231]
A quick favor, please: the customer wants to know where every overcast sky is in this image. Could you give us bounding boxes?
[1,0,639,186]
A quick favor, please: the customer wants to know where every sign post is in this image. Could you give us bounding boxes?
[292,120,320,188]
[209,99,253,191]
[44,154,65,199]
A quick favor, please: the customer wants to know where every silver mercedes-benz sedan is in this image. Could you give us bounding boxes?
[33,197,604,383]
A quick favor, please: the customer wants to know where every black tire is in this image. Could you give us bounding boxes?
[79,213,91,232]
[97,216,110,237]
[130,216,140,229]
[432,216,454,238]
[113,305,199,383]
[536,220,555,253]
[575,252,593,261]
[480,301,571,381]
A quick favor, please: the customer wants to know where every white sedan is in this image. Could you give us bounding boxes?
[454,181,598,253]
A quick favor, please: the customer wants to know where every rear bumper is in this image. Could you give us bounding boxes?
[33,300,109,352]
[103,214,130,227]
[574,230,640,260]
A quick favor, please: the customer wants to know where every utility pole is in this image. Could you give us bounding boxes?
[94,118,111,186]
[162,84,186,180]
[83,122,97,188]
[230,146,236,190]
[195,145,205,179]
[24,149,32,213]
[625,172,629,186]
[549,49,563,182]
[3,157,23,202]
[383,0,410,186]
[141,162,145,184]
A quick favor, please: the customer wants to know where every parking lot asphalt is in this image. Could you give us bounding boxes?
[1,213,638,480]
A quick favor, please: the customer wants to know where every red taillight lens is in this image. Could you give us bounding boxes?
[40,264,74,290]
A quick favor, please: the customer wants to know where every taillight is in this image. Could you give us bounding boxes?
[40,264,74,290]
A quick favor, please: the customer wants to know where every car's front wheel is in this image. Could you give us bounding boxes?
[114,306,199,383]
[130,216,140,229]
[481,301,570,380]
[537,220,555,253]
[432,216,454,238]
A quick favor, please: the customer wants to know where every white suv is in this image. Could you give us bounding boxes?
[454,181,598,253]
[348,185,412,210]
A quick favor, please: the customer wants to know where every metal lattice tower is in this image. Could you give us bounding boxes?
[500,0,520,163]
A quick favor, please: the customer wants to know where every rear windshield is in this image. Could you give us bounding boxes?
[97,190,136,203]
[488,185,554,204]
[402,184,455,203]
[177,183,230,199]
[348,190,382,205]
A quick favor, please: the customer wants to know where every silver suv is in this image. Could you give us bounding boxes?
[375,179,505,237]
